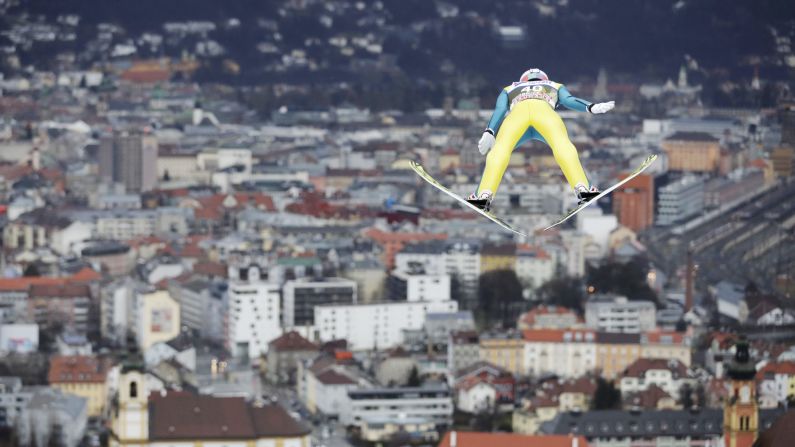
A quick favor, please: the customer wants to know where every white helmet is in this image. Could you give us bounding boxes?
[520,68,549,82]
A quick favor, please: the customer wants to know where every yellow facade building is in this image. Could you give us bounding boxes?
[480,243,517,273]
[479,332,524,375]
[48,355,110,417]
[661,131,721,172]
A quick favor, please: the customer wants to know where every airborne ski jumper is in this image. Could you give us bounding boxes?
[467,68,616,211]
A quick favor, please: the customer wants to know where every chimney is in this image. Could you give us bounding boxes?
[450,431,457,447]
[572,436,579,447]
[684,248,694,312]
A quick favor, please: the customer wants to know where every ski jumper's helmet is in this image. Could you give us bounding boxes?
[520,68,549,82]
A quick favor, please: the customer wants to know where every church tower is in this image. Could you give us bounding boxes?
[110,359,149,446]
[723,337,758,447]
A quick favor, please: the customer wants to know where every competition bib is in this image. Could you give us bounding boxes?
[506,81,559,109]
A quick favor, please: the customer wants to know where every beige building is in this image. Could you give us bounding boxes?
[135,290,181,351]
[661,131,721,172]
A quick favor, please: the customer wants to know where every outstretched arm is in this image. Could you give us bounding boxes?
[486,90,509,133]
[478,90,509,155]
[557,85,592,112]
[558,85,615,114]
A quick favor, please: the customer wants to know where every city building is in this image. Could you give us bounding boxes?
[0,377,33,428]
[480,331,526,375]
[480,242,517,273]
[386,269,451,303]
[522,329,597,378]
[81,241,133,277]
[517,306,582,330]
[613,173,655,231]
[514,244,555,289]
[755,361,795,408]
[661,131,721,173]
[596,332,643,380]
[134,290,180,351]
[585,295,657,333]
[282,277,356,335]
[0,323,39,353]
[619,358,694,398]
[26,283,93,335]
[226,267,281,360]
[266,331,319,384]
[16,387,87,447]
[99,131,158,192]
[447,330,481,373]
[343,386,453,427]
[656,175,705,226]
[453,362,516,412]
[771,147,794,178]
[48,355,111,418]
[315,299,458,351]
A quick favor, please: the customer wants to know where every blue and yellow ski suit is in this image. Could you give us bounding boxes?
[478,80,594,196]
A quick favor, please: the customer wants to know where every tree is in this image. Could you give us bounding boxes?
[478,269,524,328]
[591,378,621,410]
[587,257,658,305]
[406,366,421,387]
[23,264,40,277]
[537,276,585,314]
[679,383,694,409]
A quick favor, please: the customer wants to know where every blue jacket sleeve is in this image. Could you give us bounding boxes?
[487,90,509,133]
[557,85,592,112]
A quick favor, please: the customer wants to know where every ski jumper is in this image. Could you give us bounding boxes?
[477,80,593,196]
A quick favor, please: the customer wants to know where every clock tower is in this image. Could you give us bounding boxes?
[723,337,758,447]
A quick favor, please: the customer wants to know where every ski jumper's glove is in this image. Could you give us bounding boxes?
[478,129,496,155]
[588,101,615,114]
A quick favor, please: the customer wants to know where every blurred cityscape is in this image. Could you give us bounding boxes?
[0,1,794,447]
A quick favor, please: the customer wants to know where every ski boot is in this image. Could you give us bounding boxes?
[575,183,600,206]
[466,191,493,212]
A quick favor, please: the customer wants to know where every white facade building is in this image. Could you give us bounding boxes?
[657,175,705,226]
[585,295,657,333]
[619,358,694,398]
[0,323,39,354]
[315,300,458,351]
[395,241,481,294]
[227,268,281,360]
[523,329,598,378]
[343,386,453,427]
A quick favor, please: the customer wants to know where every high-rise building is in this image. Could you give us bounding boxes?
[226,267,281,360]
[282,277,356,333]
[613,173,654,231]
[656,175,705,226]
[99,131,158,192]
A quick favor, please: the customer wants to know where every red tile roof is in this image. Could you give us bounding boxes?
[523,329,596,343]
[48,356,110,383]
[29,283,91,298]
[756,361,795,379]
[622,358,688,379]
[0,268,100,292]
[438,432,587,447]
